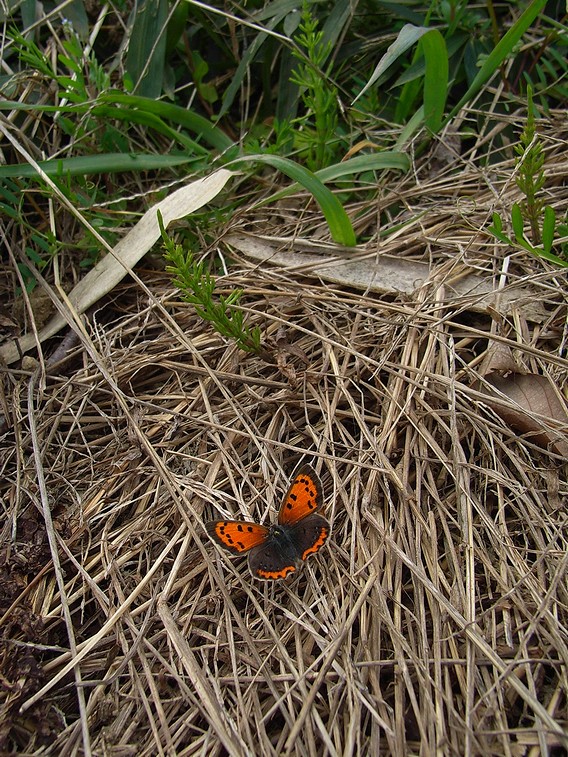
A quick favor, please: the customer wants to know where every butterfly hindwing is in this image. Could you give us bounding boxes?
[247,532,300,580]
[288,513,329,561]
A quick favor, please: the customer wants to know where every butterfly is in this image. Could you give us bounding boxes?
[206,464,329,580]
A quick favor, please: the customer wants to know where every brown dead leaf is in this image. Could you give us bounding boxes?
[482,373,568,457]
[478,341,520,376]
[225,232,549,323]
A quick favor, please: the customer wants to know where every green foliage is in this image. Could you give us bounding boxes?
[9,25,111,136]
[488,87,567,267]
[228,152,357,246]
[289,3,339,170]
[126,0,168,98]
[190,51,219,105]
[1,0,566,294]
[445,0,548,123]
[517,14,568,112]
[514,87,546,243]
[159,213,262,354]
[0,178,60,292]
[57,26,112,103]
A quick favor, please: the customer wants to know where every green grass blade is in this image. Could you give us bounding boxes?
[229,154,356,246]
[315,152,410,182]
[0,153,200,178]
[0,96,234,153]
[353,24,429,104]
[98,93,234,152]
[217,0,296,117]
[421,29,448,133]
[253,153,409,212]
[125,0,168,97]
[395,106,425,150]
[511,203,525,242]
[541,206,555,253]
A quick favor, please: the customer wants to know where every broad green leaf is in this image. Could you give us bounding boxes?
[0,96,234,153]
[395,106,425,150]
[488,213,513,245]
[511,203,525,242]
[257,152,409,210]
[491,212,503,234]
[61,0,90,38]
[0,153,200,179]
[126,0,168,98]
[533,249,568,267]
[315,152,410,181]
[98,93,234,152]
[541,206,555,253]
[321,0,356,53]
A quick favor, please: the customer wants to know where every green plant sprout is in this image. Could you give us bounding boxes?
[489,86,567,266]
[289,3,339,171]
[514,86,547,244]
[159,212,262,354]
[9,26,111,139]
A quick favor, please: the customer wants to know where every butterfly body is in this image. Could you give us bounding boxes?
[206,465,329,580]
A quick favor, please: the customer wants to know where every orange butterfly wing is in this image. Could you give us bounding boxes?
[206,520,269,554]
[278,465,323,525]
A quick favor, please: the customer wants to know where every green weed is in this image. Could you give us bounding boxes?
[289,3,339,171]
[159,213,262,355]
[488,86,567,266]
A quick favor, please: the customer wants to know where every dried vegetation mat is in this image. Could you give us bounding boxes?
[1,115,568,756]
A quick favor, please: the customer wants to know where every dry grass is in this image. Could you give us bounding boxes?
[1,112,568,756]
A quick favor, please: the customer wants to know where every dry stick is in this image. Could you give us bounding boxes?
[380,530,568,745]
[26,371,92,757]
[283,570,377,756]
[158,598,250,757]
[2,239,48,377]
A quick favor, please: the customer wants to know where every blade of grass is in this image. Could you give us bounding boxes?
[0,96,234,154]
[541,206,555,253]
[316,152,410,181]
[126,0,168,97]
[228,154,356,246]
[98,93,235,152]
[261,152,410,205]
[0,153,201,178]
[421,29,448,133]
[352,24,430,104]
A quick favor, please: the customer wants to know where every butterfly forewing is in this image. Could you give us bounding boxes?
[278,465,323,525]
[206,520,269,554]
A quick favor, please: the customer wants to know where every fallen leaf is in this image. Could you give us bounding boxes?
[482,373,568,456]
[225,232,548,322]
